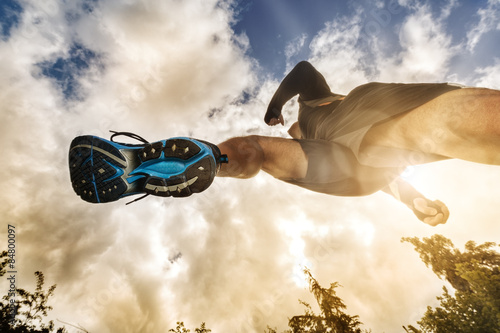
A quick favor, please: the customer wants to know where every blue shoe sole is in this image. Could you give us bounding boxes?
[68,135,219,203]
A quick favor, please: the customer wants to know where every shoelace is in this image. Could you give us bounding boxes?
[108,130,227,205]
[125,193,149,205]
[110,130,149,144]
[108,131,151,205]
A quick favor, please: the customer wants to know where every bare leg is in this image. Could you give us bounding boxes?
[217,135,307,180]
[363,88,500,165]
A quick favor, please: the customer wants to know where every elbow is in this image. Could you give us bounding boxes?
[294,60,314,72]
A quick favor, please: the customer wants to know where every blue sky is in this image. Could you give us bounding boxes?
[1,0,497,101]
[233,0,351,74]
[1,1,500,333]
[0,0,22,39]
[233,0,499,79]
[2,0,500,96]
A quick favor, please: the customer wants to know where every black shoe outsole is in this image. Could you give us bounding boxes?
[69,136,135,203]
[69,136,218,203]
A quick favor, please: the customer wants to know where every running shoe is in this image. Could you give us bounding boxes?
[68,131,227,204]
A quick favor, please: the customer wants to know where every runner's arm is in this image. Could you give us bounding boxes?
[265,61,333,124]
[382,177,449,226]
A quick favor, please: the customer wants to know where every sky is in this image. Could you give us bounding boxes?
[1,0,500,332]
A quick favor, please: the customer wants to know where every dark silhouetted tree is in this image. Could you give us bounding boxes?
[0,251,70,333]
[169,321,211,333]
[267,269,369,333]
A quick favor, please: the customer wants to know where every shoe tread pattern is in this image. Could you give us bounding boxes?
[184,156,216,194]
[143,139,216,198]
[70,136,217,203]
[69,136,129,203]
[163,139,201,160]
[139,141,164,162]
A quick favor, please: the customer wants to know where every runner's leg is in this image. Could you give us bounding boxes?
[217,136,308,180]
[362,88,500,165]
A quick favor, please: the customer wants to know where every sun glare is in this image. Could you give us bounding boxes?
[278,209,375,288]
[278,213,315,288]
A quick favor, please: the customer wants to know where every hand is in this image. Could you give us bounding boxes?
[412,198,449,226]
[267,114,284,126]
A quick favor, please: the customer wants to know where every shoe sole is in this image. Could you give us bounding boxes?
[68,135,218,203]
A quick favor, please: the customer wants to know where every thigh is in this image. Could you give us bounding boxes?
[363,87,500,163]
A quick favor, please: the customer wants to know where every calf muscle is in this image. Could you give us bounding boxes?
[217,136,308,180]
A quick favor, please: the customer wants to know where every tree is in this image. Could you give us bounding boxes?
[402,235,500,333]
[0,250,7,277]
[0,251,69,333]
[169,321,211,333]
[267,269,370,333]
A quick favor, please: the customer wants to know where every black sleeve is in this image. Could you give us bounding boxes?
[264,61,333,124]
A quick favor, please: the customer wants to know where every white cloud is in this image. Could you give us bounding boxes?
[438,0,459,21]
[397,7,454,80]
[306,1,458,88]
[474,58,500,88]
[466,0,500,52]
[0,0,266,332]
[2,1,500,333]
[308,10,372,93]
[71,0,258,138]
[284,33,307,71]
[376,3,457,82]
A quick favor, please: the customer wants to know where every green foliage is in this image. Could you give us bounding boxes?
[0,251,68,333]
[403,235,500,333]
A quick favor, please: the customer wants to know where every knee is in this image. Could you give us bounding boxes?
[217,136,264,178]
[294,60,313,71]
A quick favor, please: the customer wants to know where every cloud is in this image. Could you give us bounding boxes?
[437,0,459,21]
[306,0,463,85]
[396,6,453,79]
[2,1,500,333]
[68,0,258,137]
[284,33,307,70]
[466,0,500,52]
[307,9,373,93]
[0,0,264,332]
[376,2,457,82]
[474,58,500,88]
[0,0,23,39]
